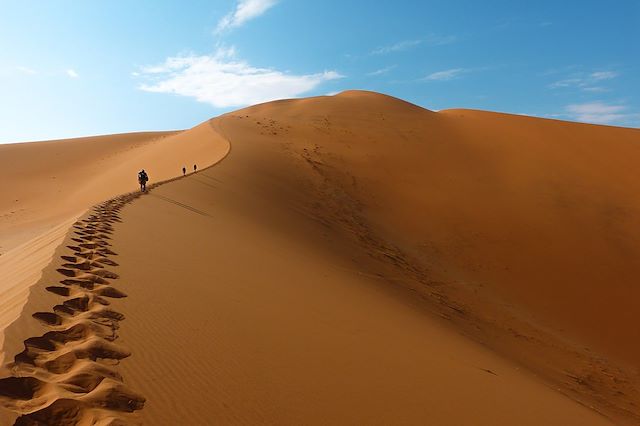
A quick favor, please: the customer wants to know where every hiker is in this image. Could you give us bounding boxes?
[193,164,197,172]
[182,166,186,176]
[138,169,149,192]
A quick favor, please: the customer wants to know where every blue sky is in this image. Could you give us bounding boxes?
[0,0,638,143]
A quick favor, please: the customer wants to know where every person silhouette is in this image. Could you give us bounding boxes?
[193,164,197,172]
[182,166,186,176]
[138,169,149,192]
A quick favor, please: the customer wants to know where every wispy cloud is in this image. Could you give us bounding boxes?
[16,65,80,79]
[366,65,396,76]
[215,0,278,34]
[540,65,580,77]
[16,66,37,75]
[590,71,618,81]
[137,47,343,108]
[582,86,609,93]
[549,70,618,91]
[423,34,457,46]
[423,68,467,81]
[565,101,637,125]
[549,78,583,88]
[370,34,456,56]
[371,39,422,55]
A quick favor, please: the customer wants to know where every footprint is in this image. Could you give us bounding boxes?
[32,312,63,326]
[56,269,78,278]
[0,376,44,400]
[96,287,127,299]
[46,286,71,297]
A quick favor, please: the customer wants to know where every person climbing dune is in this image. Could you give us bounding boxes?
[182,166,186,176]
[138,169,149,192]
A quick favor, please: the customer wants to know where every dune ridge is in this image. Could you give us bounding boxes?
[0,123,230,368]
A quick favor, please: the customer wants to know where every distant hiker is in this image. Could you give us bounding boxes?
[138,169,149,192]
[182,166,186,176]
[193,164,197,172]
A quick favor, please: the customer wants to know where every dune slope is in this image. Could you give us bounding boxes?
[112,150,609,424]
[205,91,640,421]
[233,91,640,419]
[220,91,640,420]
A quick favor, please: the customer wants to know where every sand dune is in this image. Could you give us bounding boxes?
[0,90,638,424]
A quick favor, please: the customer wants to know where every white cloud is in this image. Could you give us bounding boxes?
[590,71,618,81]
[137,48,343,108]
[366,65,396,76]
[371,39,422,55]
[66,69,79,78]
[424,68,466,81]
[216,0,277,34]
[549,70,618,91]
[16,66,37,75]
[565,102,632,124]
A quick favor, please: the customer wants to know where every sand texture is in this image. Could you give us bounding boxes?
[0,91,638,424]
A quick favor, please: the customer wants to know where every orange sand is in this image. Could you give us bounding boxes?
[0,91,638,424]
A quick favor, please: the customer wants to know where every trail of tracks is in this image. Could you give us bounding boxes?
[0,192,145,425]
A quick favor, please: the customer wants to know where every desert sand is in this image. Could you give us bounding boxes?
[0,91,638,424]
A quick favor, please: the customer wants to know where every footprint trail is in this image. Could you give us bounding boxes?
[0,192,146,425]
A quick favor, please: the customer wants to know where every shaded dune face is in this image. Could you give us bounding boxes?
[220,91,640,359]
[214,90,640,421]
